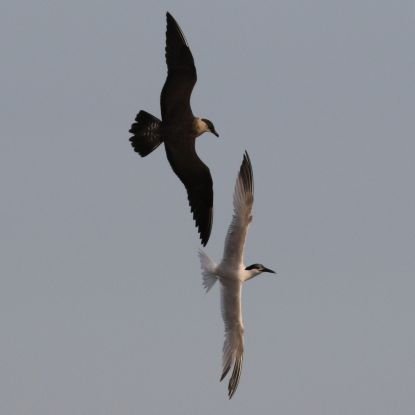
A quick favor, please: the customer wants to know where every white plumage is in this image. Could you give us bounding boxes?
[199,151,276,399]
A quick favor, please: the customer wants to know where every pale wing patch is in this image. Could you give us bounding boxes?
[220,282,244,399]
[222,151,254,268]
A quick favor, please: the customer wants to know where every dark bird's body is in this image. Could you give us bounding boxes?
[129,12,218,246]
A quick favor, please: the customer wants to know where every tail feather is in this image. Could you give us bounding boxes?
[198,250,217,292]
[129,110,162,157]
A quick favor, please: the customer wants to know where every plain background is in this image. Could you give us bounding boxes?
[1,0,414,413]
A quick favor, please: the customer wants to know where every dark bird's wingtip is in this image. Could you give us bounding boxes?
[192,205,212,247]
[166,12,175,28]
[198,221,211,247]
[166,11,177,24]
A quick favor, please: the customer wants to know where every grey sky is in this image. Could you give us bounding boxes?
[1,0,414,413]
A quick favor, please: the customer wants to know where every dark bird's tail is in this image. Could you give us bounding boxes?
[129,111,163,157]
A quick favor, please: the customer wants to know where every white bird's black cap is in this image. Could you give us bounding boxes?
[245,263,276,273]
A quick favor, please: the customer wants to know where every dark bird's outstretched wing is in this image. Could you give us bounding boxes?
[165,141,213,246]
[161,12,197,122]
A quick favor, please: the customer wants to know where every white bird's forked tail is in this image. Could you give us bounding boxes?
[198,250,217,292]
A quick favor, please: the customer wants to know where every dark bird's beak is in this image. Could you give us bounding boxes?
[211,129,219,137]
[262,267,276,274]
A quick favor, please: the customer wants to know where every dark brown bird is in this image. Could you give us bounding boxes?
[129,12,219,246]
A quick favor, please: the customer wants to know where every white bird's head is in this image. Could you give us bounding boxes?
[244,263,276,281]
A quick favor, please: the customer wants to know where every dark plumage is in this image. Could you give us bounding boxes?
[129,12,219,246]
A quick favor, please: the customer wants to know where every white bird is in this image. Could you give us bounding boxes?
[198,151,276,399]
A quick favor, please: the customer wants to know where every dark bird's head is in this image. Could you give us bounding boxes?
[244,263,276,280]
[199,118,219,137]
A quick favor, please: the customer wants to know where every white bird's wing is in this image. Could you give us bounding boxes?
[220,280,244,399]
[222,151,254,269]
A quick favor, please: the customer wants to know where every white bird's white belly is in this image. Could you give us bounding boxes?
[216,262,246,282]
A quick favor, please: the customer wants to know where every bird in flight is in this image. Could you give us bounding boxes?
[129,12,219,246]
[198,151,276,399]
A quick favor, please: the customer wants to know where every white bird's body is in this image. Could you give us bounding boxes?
[199,152,275,399]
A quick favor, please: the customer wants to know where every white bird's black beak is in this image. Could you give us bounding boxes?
[211,128,219,137]
[262,267,276,274]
